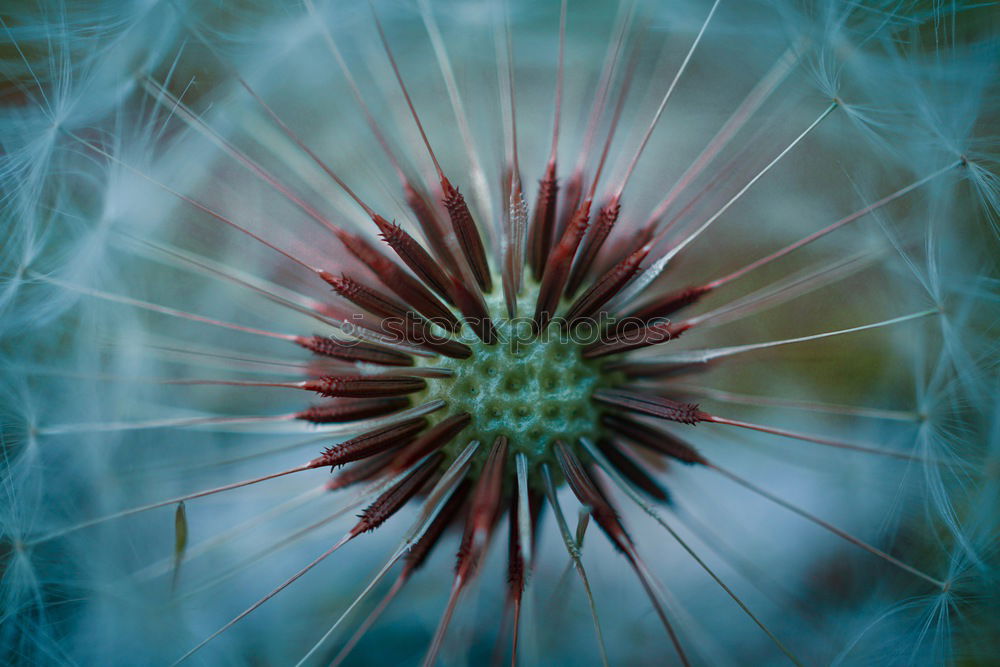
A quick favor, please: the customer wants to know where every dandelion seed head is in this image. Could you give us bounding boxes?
[416,285,616,476]
[2,0,998,664]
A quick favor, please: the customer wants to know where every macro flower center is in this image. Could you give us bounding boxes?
[419,283,616,472]
[9,0,992,663]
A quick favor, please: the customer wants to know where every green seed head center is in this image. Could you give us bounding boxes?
[417,284,617,473]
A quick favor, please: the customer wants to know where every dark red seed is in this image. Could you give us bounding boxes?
[561,438,689,662]
[404,481,471,575]
[597,439,671,503]
[404,181,461,274]
[533,200,591,334]
[295,335,414,367]
[582,320,690,359]
[595,389,706,426]
[628,285,713,323]
[351,452,443,535]
[391,413,472,472]
[449,275,497,344]
[441,177,492,293]
[554,170,584,247]
[327,451,397,490]
[601,412,707,464]
[455,436,508,577]
[334,229,461,332]
[387,279,462,335]
[295,397,410,424]
[312,417,428,468]
[322,272,413,321]
[304,375,426,398]
[553,440,632,553]
[563,242,650,325]
[373,214,456,304]
[565,197,622,296]
[529,160,559,281]
[321,274,471,357]
[470,437,508,532]
[594,220,655,280]
[507,491,525,592]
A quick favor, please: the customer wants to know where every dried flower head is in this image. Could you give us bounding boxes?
[1,0,998,665]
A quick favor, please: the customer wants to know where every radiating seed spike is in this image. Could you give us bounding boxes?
[295,397,410,424]
[373,214,456,304]
[425,437,508,667]
[600,412,707,464]
[529,160,560,281]
[490,603,514,667]
[507,490,525,592]
[613,0,722,204]
[594,220,656,280]
[352,453,444,535]
[304,375,427,399]
[404,181,462,274]
[442,177,493,293]
[391,413,472,472]
[172,530,357,664]
[299,0,464,284]
[322,272,410,320]
[27,462,324,549]
[710,463,947,589]
[617,101,839,310]
[557,442,691,666]
[323,272,467,355]
[555,170,584,245]
[564,242,650,324]
[327,452,398,491]
[462,436,509,568]
[294,442,480,667]
[595,389,707,427]
[533,201,592,333]
[704,161,964,293]
[139,77,360,246]
[369,3,493,296]
[404,481,471,575]
[334,230,461,331]
[566,197,622,296]
[449,275,498,344]
[628,285,713,323]
[506,492,525,667]
[324,274,469,357]
[706,414,940,462]
[502,177,528,319]
[553,441,632,553]
[580,436,802,666]
[582,320,690,359]
[314,418,428,468]
[422,578,464,667]
[500,6,526,316]
[295,335,414,367]
[540,463,610,667]
[596,439,670,503]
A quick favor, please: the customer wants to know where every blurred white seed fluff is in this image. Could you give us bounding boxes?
[1,0,998,665]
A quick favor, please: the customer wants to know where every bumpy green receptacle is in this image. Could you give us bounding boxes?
[415,284,618,475]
